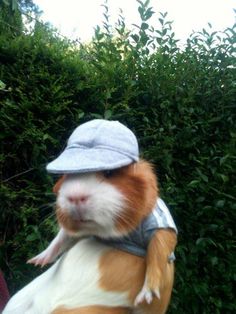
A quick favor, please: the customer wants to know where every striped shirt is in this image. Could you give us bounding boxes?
[98,198,177,258]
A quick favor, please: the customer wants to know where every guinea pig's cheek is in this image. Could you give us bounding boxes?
[56,193,69,211]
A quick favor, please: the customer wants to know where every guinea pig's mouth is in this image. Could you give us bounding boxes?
[68,210,93,224]
[73,217,93,224]
[57,207,94,227]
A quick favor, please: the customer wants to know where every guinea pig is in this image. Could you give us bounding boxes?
[23,159,178,313]
[5,117,177,314]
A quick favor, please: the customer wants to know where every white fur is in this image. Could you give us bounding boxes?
[57,173,126,238]
[27,228,74,266]
[3,238,131,314]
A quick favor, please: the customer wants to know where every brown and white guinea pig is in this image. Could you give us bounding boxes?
[4,159,178,314]
[28,160,158,266]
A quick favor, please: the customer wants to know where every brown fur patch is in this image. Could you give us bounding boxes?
[99,247,176,314]
[99,248,146,302]
[139,263,175,314]
[53,175,66,194]
[146,229,177,296]
[56,208,80,233]
[102,160,158,234]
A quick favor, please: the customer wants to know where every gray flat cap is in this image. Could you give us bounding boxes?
[46,119,139,174]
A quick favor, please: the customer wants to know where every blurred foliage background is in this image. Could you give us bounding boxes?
[0,0,235,312]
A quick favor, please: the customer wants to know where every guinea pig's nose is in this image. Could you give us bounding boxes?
[67,195,88,205]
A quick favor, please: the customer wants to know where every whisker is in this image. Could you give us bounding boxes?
[20,192,55,196]
[43,211,56,219]
[38,212,57,227]
[37,202,55,211]
[114,210,134,229]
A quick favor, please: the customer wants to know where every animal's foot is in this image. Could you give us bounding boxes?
[134,286,160,306]
[27,250,56,267]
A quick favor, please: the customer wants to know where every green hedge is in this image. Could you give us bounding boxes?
[0,1,235,312]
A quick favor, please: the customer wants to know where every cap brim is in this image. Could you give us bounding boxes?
[46,147,137,174]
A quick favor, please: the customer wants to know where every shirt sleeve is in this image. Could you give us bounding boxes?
[153,198,178,233]
[142,198,178,248]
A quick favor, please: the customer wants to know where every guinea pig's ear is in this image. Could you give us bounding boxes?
[53,175,66,194]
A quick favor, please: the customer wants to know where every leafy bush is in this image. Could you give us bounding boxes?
[0,0,235,312]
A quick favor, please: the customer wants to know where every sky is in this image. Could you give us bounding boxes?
[33,0,236,43]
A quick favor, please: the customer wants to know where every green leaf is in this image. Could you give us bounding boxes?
[131,34,139,43]
[0,80,6,90]
[11,0,18,11]
[104,109,112,119]
[216,200,225,208]
[188,180,200,187]
[26,233,39,241]
[141,22,149,31]
[211,257,218,266]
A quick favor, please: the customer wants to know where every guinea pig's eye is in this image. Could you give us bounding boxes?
[103,170,115,178]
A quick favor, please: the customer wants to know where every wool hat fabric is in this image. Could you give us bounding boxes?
[46,119,139,174]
